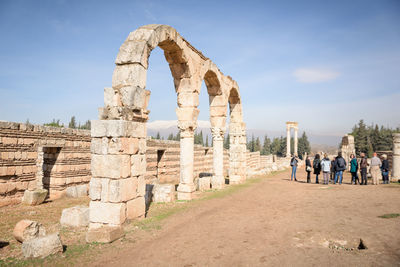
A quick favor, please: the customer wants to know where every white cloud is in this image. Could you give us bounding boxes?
[293,68,340,83]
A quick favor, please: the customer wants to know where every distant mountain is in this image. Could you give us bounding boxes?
[147,120,342,147]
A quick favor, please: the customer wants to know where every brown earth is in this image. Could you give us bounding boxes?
[90,169,400,267]
[1,169,399,266]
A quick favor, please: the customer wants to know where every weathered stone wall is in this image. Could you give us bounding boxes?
[340,134,355,170]
[145,138,228,185]
[0,122,91,207]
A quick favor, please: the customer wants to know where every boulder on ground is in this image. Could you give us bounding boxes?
[86,226,124,243]
[13,220,46,243]
[22,233,63,258]
[197,177,211,192]
[22,189,48,205]
[152,184,175,203]
[60,206,89,227]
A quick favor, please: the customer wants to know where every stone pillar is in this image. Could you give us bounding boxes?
[294,128,298,156]
[392,133,400,182]
[286,125,291,157]
[211,127,225,189]
[229,122,247,184]
[176,122,196,200]
[87,120,147,243]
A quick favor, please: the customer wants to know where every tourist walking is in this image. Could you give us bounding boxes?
[305,155,312,183]
[290,154,298,181]
[360,153,368,185]
[313,154,321,184]
[370,152,382,185]
[381,154,390,184]
[320,154,331,185]
[334,152,346,184]
[350,154,359,185]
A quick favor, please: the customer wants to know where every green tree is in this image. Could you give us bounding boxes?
[223,134,230,149]
[254,137,261,152]
[205,134,209,147]
[44,119,63,127]
[167,133,174,140]
[297,132,311,159]
[79,120,91,130]
[270,137,281,155]
[156,132,161,139]
[68,116,77,129]
[261,135,271,155]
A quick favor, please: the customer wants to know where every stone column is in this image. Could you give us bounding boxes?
[229,122,247,184]
[211,127,225,189]
[286,125,291,157]
[392,133,400,182]
[177,122,196,200]
[87,120,147,243]
[294,128,298,156]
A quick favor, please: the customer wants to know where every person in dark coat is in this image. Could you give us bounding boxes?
[313,154,321,184]
[330,157,336,181]
[360,153,368,185]
[305,156,312,183]
[334,152,346,185]
[381,154,390,184]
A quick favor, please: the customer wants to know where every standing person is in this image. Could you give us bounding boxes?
[290,154,298,181]
[313,154,321,184]
[334,152,346,185]
[350,154,359,185]
[370,152,382,185]
[381,154,390,184]
[331,157,336,181]
[320,154,331,185]
[360,153,368,185]
[305,155,312,183]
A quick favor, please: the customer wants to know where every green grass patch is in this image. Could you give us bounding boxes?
[378,213,400,219]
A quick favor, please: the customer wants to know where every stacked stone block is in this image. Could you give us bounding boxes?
[0,121,91,206]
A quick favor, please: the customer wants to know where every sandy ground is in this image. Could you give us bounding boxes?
[89,169,400,267]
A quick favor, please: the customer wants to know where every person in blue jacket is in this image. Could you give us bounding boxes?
[350,154,359,185]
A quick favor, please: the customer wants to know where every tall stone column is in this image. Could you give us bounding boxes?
[177,122,196,200]
[286,126,291,157]
[392,133,400,182]
[211,127,225,189]
[229,122,247,184]
[294,128,298,156]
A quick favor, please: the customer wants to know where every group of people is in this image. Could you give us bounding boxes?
[290,152,390,185]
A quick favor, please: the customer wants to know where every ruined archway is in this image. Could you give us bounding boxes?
[88,24,246,242]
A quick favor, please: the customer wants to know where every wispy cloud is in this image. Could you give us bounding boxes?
[293,68,340,83]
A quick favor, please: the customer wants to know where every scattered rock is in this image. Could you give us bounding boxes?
[13,220,46,243]
[86,225,124,243]
[22,233,63,258]
[60,206,89,227]
[22,189,48,205]
[358,239,367,250]
[152,184,175,203]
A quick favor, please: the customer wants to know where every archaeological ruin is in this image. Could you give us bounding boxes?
[286,121,299,157]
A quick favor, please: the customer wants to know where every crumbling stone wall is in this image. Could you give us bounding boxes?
[340,134,355,169]
[0,121,91,207]
[145,138,228,185]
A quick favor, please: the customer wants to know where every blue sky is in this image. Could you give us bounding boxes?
[0,0,399,137]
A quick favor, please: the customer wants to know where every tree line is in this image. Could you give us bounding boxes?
[247,132,311,159]
[27,116,91,130]
[153,131,210,147]
[351,119,399,157]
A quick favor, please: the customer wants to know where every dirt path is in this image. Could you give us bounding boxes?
[91,169,400,266]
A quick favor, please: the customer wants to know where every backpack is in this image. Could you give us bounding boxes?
[313,159,320,169]
[337,157,345,169]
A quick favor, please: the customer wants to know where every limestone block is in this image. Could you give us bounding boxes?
[209,106,227,117]
[175,107,199,121]
[137,175,146,197]
[209,95,226,106]
[177,92,199,107]
[197,177,211,192]
[108,178,137,203]
[126,196,145,219]
[131,154,146,176]
[115,40,150,68]
[13,220,46,243]
[89,178,102,201]
[86,226,124,244]
[60,206,89,228]
[22,189,48,206]
[120,86,150,110]
[89,201,126,225]
[66,185,88,198]
[22,233,63,258]
[112,64,147,89]
[152,184,175,203]
[91,154,131,179]
[91,120,146,138]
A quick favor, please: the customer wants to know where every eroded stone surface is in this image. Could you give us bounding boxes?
[22,233,63,258]
[60,206,89,228]
[13,220,46,243]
